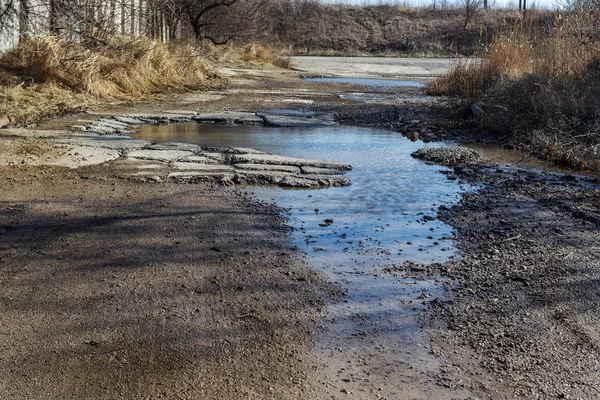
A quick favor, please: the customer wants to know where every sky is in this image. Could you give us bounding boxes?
[324,0,560,9]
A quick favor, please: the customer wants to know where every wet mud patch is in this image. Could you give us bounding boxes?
[424,164,600,399]
[0,165,342,399]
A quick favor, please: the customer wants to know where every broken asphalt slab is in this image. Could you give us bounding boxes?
[230,153,352,171]
[1,111,353,188]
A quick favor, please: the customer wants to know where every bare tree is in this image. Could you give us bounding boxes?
[0,0,271,51]
[460,0,482,30]
[0,1,17,32]
[167,0,268,44]
[154,0,184,40]
[18,0,29,41]
[270,0,320,51]
[179,0,238,43]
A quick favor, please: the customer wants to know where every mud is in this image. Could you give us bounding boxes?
[1,58,599,399]
[0,164,341,399]
[425,162,600,399]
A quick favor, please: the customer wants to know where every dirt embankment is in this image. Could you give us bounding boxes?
[272,5,526,56]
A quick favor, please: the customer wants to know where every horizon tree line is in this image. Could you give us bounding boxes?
[0,0,595,53]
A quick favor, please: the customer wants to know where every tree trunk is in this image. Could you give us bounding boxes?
[130,0,135,37]
[159,9,164,41]
[109,0,116,34]
[121,0,126,35]
[139,0,144,37]
[49,0,58,33]
[18,0,29,42]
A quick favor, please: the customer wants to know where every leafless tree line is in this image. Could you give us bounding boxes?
[0,0,308,50]
[2,0,596,54]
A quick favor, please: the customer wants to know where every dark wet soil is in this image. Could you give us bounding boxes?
[3,64,600,400]
[0,164,340,399]
[405,162,600,399]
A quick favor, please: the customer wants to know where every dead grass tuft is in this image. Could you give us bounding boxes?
[198,42,292,69]
[243,43,275,64]
[0,83,88,126]
[242,43,293,68]
[0,35,223,125]
[429,9,600,171]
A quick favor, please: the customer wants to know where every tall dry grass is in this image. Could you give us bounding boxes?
[429,9,600,171]
[0,35,223,125]
[427,26,532,98]
[198,42,292,68]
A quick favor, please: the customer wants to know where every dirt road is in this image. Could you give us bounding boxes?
[0,165,339,399]
[1,59,599,399]
[290,56,461,78]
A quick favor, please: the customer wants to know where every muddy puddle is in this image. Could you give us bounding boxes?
[135,123,474,398]
[306,77,426,88]
[463,142,600,177]
[339,92,439,104]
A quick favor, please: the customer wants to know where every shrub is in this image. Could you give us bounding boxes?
[0,35,222,125]
[196,41,292,68]
[428,7,600,171]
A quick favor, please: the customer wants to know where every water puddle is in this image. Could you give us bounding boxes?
[306,77,426,88]
[463,142,600,177]
[340,92,439,104]
[135,123,474,398]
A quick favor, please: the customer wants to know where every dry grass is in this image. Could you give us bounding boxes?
[427,27,532,98]
[242,44,292,68]
[0,83,89,126]
[0,35,223,126]
[198,42,292,69]
[269,4,520,56]
[428,9,600,171]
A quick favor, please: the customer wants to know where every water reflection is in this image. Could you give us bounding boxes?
[135,122,474,396]
[306,77,426,88]
[136,123,469,265]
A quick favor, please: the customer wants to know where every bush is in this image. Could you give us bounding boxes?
[428,7,600,171]
[196,41,292,68]
[0,35,222,125]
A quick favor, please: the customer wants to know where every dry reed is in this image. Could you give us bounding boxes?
[428,10,600,171]
[198,42,292,68]
[0,35,223,126]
